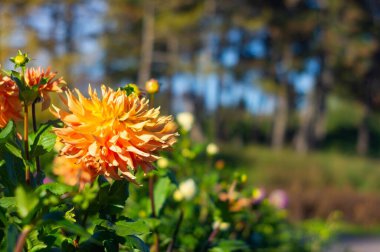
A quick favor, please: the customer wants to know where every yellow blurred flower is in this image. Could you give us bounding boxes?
[145,79,159,94]
[24,67,66,109]
[173,190,184,202]
[53,156,97,190]
[213,220,230,231]
[157,157,169,169]
[206,143,219,156]
[52,85,178,183]
[0,75,22,128]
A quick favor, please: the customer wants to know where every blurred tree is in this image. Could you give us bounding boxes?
[261,0,317,150]
[327,0,379,155]
[138,0,155,85]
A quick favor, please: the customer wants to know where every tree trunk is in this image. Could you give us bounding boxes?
[166,34,178,113]
[271,87,289,150]
[138,0,155,85]
[356,103,370,156]
[294,81,328,153]
[294,55,331,153]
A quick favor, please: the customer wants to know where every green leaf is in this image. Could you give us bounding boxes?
[30,122,57,158]
[104,239,119,252]
[153,176,174,216]
[27,229,47,252]
[4,142,23,159]
[114,220,150,237]
[15,186,39,219]
[42,213,92,240]
[6,224,19,252]
[124,235,149,252]
[55,219,91,239]
[0,197,15,209]
[209,240,249,252]
[36,182,73,196]
[0,148,25,194]
[99,180,129,215]
[0,121,14,144]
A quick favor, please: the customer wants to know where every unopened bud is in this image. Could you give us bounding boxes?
[145,79,160,94]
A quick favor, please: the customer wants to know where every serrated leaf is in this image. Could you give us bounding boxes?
[30,122,57,158]
[27,229,47,252]
[0,197,15,209]
[0,121,14,144]
[114,220,150,237]
[124,235,149,252]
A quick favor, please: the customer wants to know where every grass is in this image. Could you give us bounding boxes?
[221,144,380,193]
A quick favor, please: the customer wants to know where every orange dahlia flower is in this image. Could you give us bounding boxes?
[52,85,178,183]
[24,67,66,109]
[0,75,22,128]
[53,156,97,189]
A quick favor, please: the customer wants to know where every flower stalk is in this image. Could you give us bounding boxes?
[166,210,184,252]
[32,100,41,181]
[146,80,160,252]
[14,225,33,252]
[24,103,30,185]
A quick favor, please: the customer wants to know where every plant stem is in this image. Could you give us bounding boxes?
[149,175,160,252]
[201,226,220,252]
[166,210,184,252]
[32,101,41,181]
[14,225,33,252]
[24,103,30,185]
[149,176,156,217]
[150,93,155,106]
[74,210,89,248]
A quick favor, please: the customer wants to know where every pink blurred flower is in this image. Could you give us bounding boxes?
[43,177,54,184]
[268,189,288,209]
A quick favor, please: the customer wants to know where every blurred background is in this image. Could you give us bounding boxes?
[2,0,380,236]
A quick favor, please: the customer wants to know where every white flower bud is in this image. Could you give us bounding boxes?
[206,143,219,156]
[176,112,194,132]
[178,179,196,200]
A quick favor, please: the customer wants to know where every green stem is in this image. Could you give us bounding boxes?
[150,93,155,107]
[32,101,41,181]
[201,226,220,252]
[149,175,156,217]
[24,103,30,185]
[148,93,160,252]
[74,210,89,248]
[166,210,184,252]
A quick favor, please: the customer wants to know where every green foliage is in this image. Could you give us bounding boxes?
[29,121,58,159]
[114,220,150,236]
[0,54,338,252]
